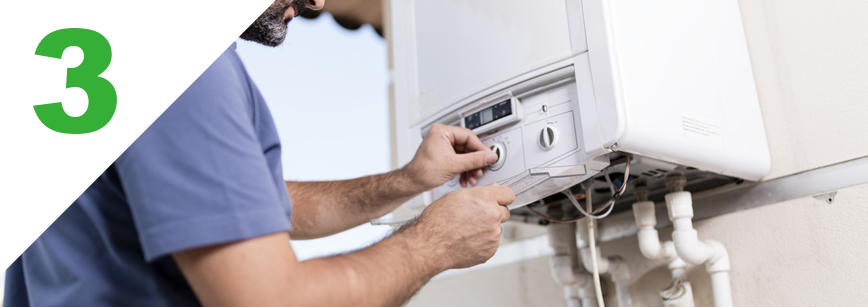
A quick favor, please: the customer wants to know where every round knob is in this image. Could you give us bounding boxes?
[539,126,558,149]
[489,143,505,170]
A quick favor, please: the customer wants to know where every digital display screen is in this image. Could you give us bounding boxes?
[480,108,494,124]
[464,99,513,130]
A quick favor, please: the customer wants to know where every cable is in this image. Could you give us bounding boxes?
[525,199,586,223]
[587,190,606,307]
[604,168,617,196]
[529,153,634,222]
[563,190,616,219]
[567,154,633,218]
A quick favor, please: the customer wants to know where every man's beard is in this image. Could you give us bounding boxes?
[240,0,306,47]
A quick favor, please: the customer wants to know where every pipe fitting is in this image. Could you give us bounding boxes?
[671,228,713,265]
[633,182,650,202]
[637,228,666,259]
[665,191,694,221]
[580,246,611,274]
[633,201,680,262]
[665,175,687,192]
[550,254,578,285]
[547,222,587,306]
[632,201,657,228]
[662,189,733,307]
[704,240,731,274]
[661,279,695,307]
[667,256,689,280]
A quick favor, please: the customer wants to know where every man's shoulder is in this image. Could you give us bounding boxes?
[179,43,255,106]
[197,43,250,87]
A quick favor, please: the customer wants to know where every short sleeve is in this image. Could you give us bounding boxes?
[115,52,291,262]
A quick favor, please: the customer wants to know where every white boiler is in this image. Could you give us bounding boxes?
[387,0,770,213]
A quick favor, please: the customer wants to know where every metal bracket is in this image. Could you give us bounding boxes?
[813,191,837,204]
[596,155,868,243]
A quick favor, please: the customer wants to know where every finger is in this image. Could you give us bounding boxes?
[469,173,477,186]
[473,168,484,178]
[460,173,467,188]
[499,206,511,223]
[489,184,516,206]
[454,151,498,174]
[445,126,490,153]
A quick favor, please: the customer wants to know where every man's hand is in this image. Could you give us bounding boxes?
[405,184,515,270]
[404,124,498,190]
[174,185,515,307]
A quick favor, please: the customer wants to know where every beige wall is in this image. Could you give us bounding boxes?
[406,0,868,306]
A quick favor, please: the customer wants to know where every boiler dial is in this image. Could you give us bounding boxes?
[489,143,505,171]
[539,126,559,149]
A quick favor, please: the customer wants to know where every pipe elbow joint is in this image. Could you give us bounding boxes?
[637,228,665,259]
[580,247,611,273]
[549,254,578,285]
[704,240,731,273]
[672,229,709,265]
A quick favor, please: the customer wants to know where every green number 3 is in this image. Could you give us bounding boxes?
[34,28,116,134]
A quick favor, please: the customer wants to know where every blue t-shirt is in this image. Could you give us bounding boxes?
[4,43,293,307]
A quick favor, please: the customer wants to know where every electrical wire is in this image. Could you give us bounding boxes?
[604,168,617,196]
[526,153,633,222]
[586,190,606,307]
[524,199,586,223]
[566,154,633,219]
[563,190,615,219]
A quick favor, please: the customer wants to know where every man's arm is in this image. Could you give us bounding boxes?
[175,185,515,307]
[285,170,419,240]
[287,124,499,239]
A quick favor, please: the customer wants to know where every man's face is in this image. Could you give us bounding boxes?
[240,0,324,47]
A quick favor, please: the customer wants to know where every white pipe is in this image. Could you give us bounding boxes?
[579,246,610,274]
[633,198,691,304]
[710,272,733,307]
[577,219,632,307]
[664,190,733,307]
[609,258,632,307]
[551,254,578,285]
[615,282,632,307]
[577,278,598,307]
[632,201,679,261]
[665,192,715,265]
[668,258,689,281]
[706,241,732,307]
[548,223,593,306]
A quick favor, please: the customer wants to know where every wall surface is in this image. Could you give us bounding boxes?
[405,0,868,306]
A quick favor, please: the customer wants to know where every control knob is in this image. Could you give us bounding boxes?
[489,143,505,170]
[539,126,558,149]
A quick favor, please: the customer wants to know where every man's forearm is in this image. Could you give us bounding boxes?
[175,225,447,307]
[291,224,441,306]
[286,168,426,239]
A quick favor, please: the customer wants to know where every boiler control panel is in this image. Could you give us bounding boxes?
[433,82,606,208]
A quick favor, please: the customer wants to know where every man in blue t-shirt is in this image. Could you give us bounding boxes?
[4,0,514,306]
